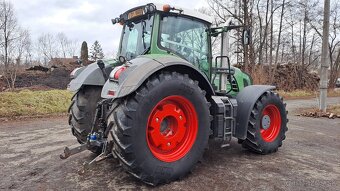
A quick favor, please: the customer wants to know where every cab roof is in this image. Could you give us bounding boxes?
[153,3,213,24]
[119,3,213,25]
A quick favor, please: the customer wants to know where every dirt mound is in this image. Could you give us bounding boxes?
[0,57,87,91]
[272,64,320,91]
[14,68,72,90]
[235,63,320,91]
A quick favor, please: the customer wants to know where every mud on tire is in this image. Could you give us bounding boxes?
[242,91,288,154]
[107,71,210,185]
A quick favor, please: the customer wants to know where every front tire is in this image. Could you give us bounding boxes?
[242,91,288,154]
[108,71,210,185]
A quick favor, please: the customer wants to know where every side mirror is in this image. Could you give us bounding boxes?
[242,28,251,45]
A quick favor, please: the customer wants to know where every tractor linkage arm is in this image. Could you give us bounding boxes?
[60,99,120,173]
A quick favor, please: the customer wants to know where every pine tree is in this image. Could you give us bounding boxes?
[90,40,104,61]
[80,41,88,63]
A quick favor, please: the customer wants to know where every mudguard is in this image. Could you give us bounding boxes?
[68,59,116,92]
[234,85,275,139]
[101,55,215,99]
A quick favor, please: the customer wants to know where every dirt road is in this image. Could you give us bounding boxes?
[0,97,339,191]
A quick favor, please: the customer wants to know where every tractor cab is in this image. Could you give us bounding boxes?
[112,3,251,96]
[113,4,211,74]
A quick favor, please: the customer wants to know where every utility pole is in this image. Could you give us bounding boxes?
[319,0,330,112]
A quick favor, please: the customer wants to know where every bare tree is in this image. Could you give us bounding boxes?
[309,1,340,88]
[6,29,31,89]
[0,1,17,69]
[36,33,58,65]
[0,0,30,89]
[206,0,340,91]
[56,32,78,58]
[68,40,78,57]
[56,32,69,58]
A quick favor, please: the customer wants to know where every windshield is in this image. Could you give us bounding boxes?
[159,15,210,74]
[119,16,154,60]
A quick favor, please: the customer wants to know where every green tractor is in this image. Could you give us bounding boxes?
[62,3,288,185]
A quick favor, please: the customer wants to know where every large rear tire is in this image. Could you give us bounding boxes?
[242,91,288,154]
[69,86,102,153]
[108,71,210,185]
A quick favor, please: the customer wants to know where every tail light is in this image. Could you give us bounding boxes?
[109,65,127,81]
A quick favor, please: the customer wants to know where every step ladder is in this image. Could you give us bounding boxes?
[211,96,238,148]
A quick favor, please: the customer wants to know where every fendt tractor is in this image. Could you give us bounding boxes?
[61,3,288,185]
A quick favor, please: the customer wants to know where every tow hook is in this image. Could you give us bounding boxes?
[60,132,116,174]
[60,144,88,159]
[60,132,102,160]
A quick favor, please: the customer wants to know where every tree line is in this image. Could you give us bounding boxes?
[205,0,340,88]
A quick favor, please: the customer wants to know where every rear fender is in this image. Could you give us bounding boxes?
[101,55,215,99]
[234,85,275,139]
[68,61,114,92]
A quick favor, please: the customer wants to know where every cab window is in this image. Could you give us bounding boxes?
[159,15,209,75]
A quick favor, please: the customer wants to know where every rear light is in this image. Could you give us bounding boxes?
[114,66,127,79]
[108,90,115,96]
[109,65,127,81]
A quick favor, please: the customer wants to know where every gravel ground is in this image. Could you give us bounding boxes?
[0,97,339,191]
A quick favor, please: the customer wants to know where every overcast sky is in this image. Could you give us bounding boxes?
[10,0,208,57]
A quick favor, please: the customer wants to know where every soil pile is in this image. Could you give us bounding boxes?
[235,63,320,91]
[14,68,72,90]
[0,63,79,92]
[272,64,320,91]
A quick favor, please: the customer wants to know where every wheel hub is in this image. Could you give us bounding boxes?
[261,115,271,130]
[260,104,282,142]
[146,95,198,162]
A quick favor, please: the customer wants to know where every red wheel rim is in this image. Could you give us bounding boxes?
[260,104,281,142]
[146,95,198,162]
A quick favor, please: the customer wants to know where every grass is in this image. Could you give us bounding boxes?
[0,88,339,118]
[0,89,73,118]
[276,89,340,100]
[328,104,340,114]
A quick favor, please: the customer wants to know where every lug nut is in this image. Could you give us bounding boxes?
[167,142,171,146]
[156,118,159,122]
[179,116,182,120]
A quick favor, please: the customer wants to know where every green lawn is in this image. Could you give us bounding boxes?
[0,88,339,118]
[0,90,73,118]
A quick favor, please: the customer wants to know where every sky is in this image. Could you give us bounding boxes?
[10,0,208,57]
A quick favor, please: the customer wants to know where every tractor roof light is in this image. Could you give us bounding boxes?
[144,4,156,14]
[162,4,183,13]
[111,17,120,25]
[163,4,171,12]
